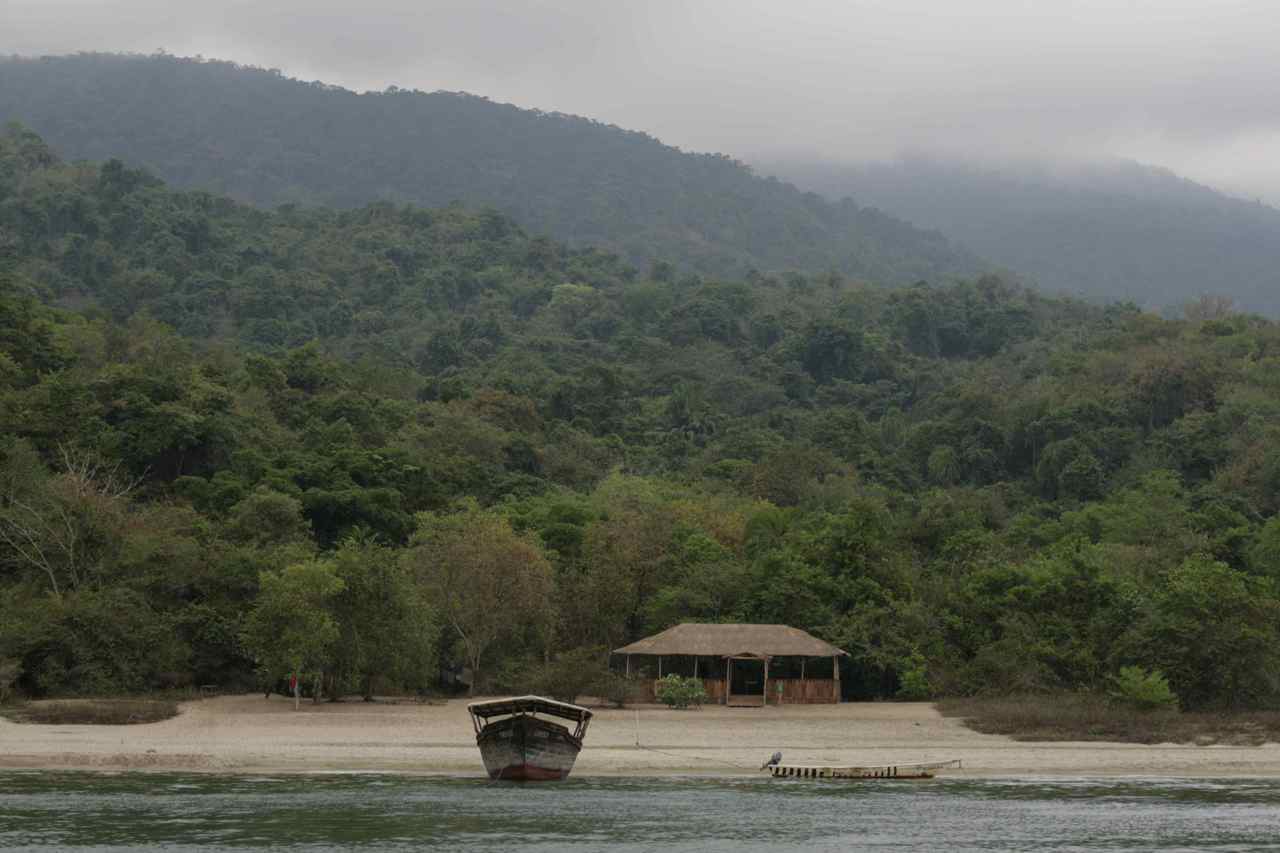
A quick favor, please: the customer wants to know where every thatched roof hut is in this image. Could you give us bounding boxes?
[613,623,846,659]
[613,623,847,706]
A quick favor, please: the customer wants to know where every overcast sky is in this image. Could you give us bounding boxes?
[5,0,1280,202]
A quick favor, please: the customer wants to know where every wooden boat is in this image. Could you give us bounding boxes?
[764,758,961,780]
[467,695,593,781]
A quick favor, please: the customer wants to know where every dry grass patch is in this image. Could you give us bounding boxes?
[1,699,179,725]
[938,694,1280,746]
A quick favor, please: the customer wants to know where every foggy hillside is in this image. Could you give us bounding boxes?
[0,52,982,286]
[767,156,1280,316]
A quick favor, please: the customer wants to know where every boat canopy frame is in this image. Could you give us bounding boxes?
[467,695,593,739]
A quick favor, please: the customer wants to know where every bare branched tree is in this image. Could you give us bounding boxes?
[1182,294,1236,323]
[0,444,141,597]
[57,443,143,500]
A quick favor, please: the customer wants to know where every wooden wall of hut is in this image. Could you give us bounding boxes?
[634,677,838,704]
[771,678,839,703]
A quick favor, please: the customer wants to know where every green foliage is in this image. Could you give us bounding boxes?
[518,646,615,704]
[1248,517,1280,580]
[330,537,437,698]
[408,502,554,693]
[596,672,645,709]
[241,559,345,685]
[0,588,189,695]
[1110,666,1178,711]
[0,125,1279,712]
[896,652,932,701]
[655,674,707,710]
[0,54,981,286]
[1123,556,1280,710]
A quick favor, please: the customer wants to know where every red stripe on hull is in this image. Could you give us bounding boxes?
[489,763,571,781]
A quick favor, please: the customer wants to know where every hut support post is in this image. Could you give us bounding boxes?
[724,658,731,705]
[763,657,770,707]
[694,656,699,679]
[832,655,840,703]
[658,656,662,678]
[625,655,630,678]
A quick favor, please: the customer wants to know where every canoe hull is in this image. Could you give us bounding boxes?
[476,713,583,781]
[768,759,960,780]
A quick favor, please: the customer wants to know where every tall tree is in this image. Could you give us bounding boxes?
[330,536,436,699]
[408,502,553,693]
[241,559,345,708]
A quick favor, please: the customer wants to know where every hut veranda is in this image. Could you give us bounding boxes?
[613,624,848,706]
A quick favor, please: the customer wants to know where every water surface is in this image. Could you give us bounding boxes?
[3,771,1280,851]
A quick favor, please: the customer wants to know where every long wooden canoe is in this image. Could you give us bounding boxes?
[766,758,961,780]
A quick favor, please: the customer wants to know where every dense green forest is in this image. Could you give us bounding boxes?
[4,124,1280,710]
[770,155,1280,317]
[0,53,981,286]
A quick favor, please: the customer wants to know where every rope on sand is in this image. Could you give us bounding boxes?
[631,709,757,771]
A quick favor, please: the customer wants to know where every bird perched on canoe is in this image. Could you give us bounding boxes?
[761,752,783,770]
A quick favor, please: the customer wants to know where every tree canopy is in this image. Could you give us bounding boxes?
[3,125,1280,710]
[0,53,981,286]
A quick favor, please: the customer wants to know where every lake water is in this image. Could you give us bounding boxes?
[2,771,1280,851]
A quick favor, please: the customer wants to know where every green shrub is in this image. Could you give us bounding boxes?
[655,674,706,709]
[533,647,613,703]
[504,647,620,705]
[595,672,644,708]
[1111,666,1179,711]
[896,653,931,700]
[1,589,191,697]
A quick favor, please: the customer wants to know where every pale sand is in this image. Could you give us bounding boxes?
[2,695,1279,778]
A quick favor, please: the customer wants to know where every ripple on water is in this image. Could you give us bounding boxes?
[2,772,1280,851]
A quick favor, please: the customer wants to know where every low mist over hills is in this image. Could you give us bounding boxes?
[0,52,981,285]
[768,156,1280,316]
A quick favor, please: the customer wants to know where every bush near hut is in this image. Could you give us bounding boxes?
[895,652,931,700]
[655,674,707,709]
[596,673,645,708]
[518,646,615,704]
[1111,666,1179,711]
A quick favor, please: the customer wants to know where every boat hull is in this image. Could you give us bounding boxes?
[476,714,583,781]
[768,759,960,780]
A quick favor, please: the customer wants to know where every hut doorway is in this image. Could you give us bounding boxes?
[727,656,766,706]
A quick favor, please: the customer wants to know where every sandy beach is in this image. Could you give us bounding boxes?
[2,695,1279,778]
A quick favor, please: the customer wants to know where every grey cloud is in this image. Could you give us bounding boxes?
[5,0,1280,202]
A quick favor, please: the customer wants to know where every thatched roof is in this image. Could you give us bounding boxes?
[613,623,847,658]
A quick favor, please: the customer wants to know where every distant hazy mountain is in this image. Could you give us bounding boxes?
[763,156,1280,316]
[0,53,982,285]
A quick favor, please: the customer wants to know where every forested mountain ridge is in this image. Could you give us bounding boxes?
[0,52,983,285]
[4,126,1280,713]
[768,155,1280,316]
